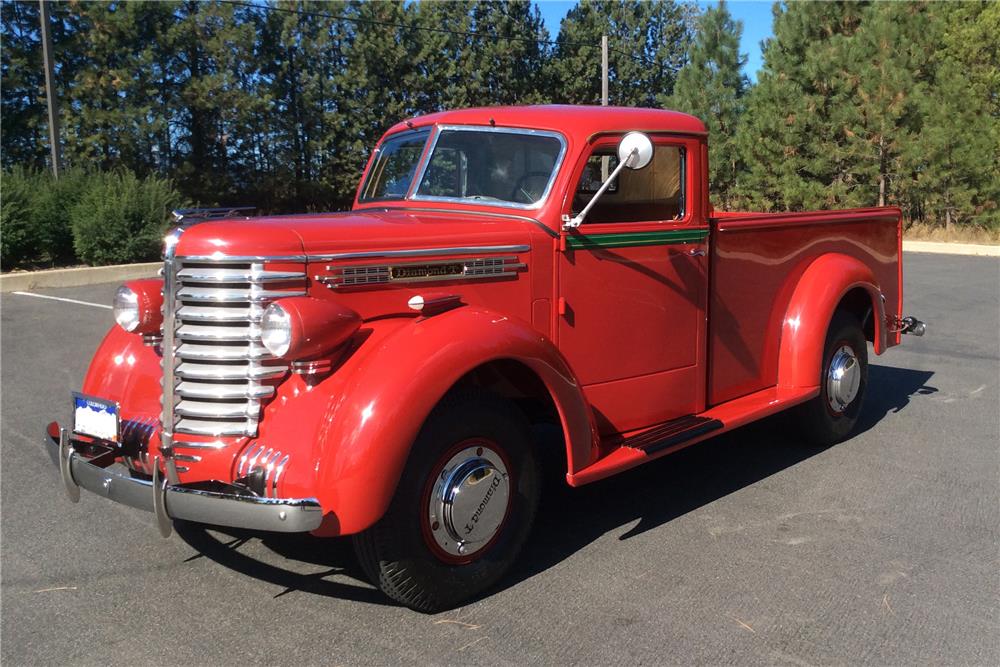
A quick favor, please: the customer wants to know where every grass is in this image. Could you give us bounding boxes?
[903,221,1000,245]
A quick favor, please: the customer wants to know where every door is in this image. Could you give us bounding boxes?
[557,136,708,435]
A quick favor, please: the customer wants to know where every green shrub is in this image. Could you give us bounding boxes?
[33,168,92,265]
[2,167,111,268]
[71,171,182,266]
[0,167,37,270]
[1,167,182,269]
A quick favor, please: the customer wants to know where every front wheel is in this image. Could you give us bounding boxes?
[353,390,540,612]
[793,311,869,446]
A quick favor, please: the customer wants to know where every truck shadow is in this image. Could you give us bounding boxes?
[175,364,935,609]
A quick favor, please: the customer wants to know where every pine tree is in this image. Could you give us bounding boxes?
[0,1,47,169]
[735,1,869,210]
[828,1,930,210]
[670,0,746,208]
[328,1,416,207]
[548,0,692,107]
[911,2,999,229]
[464,1,550,105]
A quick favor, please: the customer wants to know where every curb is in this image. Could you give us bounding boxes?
[902,241,999,257]
[1,239,995,293]
[0,262,160,293]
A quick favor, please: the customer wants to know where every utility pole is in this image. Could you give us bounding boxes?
[39,0,62,178]
[601,35,610,181]
[601,35,609,106]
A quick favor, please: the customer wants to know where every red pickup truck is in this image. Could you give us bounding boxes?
[46,106,923,612]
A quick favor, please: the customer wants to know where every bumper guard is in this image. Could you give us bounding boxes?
[44,423,323,537]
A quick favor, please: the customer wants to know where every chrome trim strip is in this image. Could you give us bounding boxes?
[175,399,260,419]
[45,429,323,533]
[175,343,271,361]
[238,444,265,476]
[172,440,228,451]
[272,455,290,498]
[409,124,568,211]
[177,286,306,302]
[177,305,261,322]
[176,268,305,283]
[176,324,259,342]
[314,244,530,261]
[174,418,257,437]
[177,254,308,262]
[179,245,535,264]
[176,381,274,400]
[175,362,287,381]
[368,206,559,238]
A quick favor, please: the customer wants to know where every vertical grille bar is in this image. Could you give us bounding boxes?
[159,230,183,482]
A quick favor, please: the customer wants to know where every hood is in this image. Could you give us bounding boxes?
[172,208,538,259]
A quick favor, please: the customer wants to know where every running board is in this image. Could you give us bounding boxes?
[567,385,820,486]
[622,415,724,455]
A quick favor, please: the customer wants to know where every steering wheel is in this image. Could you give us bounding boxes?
[510,172,552,204]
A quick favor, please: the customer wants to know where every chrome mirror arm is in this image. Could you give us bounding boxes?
[563,147,636,230]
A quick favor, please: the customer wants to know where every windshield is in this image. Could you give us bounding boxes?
[358,129,430,201]
[358,127,565,207]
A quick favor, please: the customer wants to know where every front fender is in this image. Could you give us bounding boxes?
[81,325,162,419]
[778,253,887,389]
[309,306,597,536]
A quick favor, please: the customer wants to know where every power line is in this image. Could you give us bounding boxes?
[218,0,674,71]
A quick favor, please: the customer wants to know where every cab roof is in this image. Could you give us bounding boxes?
[383,105,707,142]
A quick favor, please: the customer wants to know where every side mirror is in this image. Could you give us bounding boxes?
[564,132,654,229]
[617,131,654,170]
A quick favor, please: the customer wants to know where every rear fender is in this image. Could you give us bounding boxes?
[778,253,886,389]
[311,306,597,536]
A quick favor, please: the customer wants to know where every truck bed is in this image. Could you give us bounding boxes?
[707,207,902,407]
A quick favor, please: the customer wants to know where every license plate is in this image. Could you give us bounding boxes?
[72,393,119,442]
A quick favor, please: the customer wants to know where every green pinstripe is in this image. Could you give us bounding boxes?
[565,228,709,250]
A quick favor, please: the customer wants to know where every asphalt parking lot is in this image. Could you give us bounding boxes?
[2,252,997,666]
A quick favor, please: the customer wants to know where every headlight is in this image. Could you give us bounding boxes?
[261,303,292,357]
[113,286,141,332]
[259,297,361,361]
[113,280,164,335]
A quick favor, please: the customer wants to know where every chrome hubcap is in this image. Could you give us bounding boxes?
[827,345,861,413]
[427,444,510,558]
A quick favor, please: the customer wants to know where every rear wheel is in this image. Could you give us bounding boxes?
[794,311,869,446]
[353,390,539,612]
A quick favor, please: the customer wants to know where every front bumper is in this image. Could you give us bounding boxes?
[44,422,323,536]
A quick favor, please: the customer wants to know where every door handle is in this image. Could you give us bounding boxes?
[687,247,706,257]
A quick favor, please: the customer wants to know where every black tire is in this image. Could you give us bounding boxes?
[793,310,869,446]
[353,389,540,612]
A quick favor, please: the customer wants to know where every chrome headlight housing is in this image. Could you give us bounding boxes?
[260,303,292,357]
[113,285,141,332]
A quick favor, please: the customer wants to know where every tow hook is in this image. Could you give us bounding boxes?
[899,316,926,336]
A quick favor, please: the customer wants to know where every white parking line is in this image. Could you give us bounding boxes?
[11,291,112,310]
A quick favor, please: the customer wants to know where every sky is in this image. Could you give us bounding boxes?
[534,0,775,82]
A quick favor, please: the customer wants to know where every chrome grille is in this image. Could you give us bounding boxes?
[168,259,306,437]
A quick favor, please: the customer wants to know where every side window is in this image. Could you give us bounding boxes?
[359,130,430,201]
[572,144,685,223]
